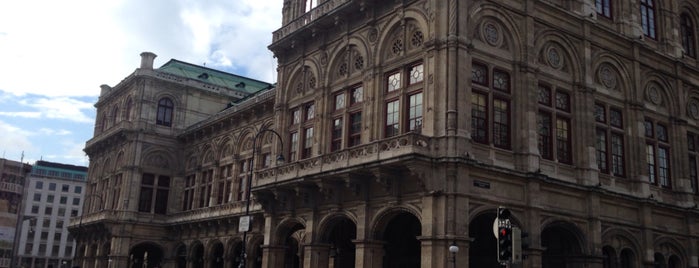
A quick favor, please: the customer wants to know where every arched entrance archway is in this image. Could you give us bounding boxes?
[175,244,187,268]
[323,217,357,268]
[469,212,499,267]
[229,241,242,268]
[541,222,585,268]
[129,242,164,268]
[279,222,304,268]
[191,242,205,268]
[210,241,224,268]
[380,212,421,268]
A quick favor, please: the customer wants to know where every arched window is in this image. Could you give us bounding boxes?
[681,13,696,58]
[111,105,119,125]
[124,98,133,121]
[156,98,174,127]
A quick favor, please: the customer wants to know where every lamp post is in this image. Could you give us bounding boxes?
[239,128,285,268]
[448,241,459,268]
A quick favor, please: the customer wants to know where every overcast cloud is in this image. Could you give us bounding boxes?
[0,0,282,165]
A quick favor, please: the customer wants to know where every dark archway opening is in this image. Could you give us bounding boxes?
[469,212,500,267]
[210,242,224,268]
[176,245,187,268]
[542,224,584,268]
[326,217,357,268]
[602,246,617,268]
[280,223,304,268]
[382,212,421,268]
[619,248,635,268]
[192,243,205,268]
[229,242,242,268]
[129,243,164,268]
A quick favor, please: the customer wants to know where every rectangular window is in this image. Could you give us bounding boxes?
[596,129,608,172]
[72,198,80,206]
[556,118,571,163]
[385,100,400,137]
[331,118,343,152]
[647,144,656,184]
[138,173,170,214]
[289,132,299,162]
[59,196,67,205]
[302,127,314,159]
[61,184,69,192]
[348,112,362,147]
[611,133,625,176]
[492,98,510,149]
[387,72,401,92]
[646,120,671,187]
[334,93,345,110]
[408,92,423,131]
[690,155,698,193]
[640,0,656,39]
[49,183,56,191]
[291,109,301,125]
[74,186,82,194]
[471,92,488,144]
[596,0,611,18]
[33,193,41,202]
[305,102,315,121]
[409,63,424,85]
[658,147,670,187]
[350,86,363,106]
[538,112,553,160]
[47,195,54,203]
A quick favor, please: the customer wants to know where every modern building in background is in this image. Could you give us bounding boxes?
[17,161,87,268]
[72,1,699,268]
[0,158,30,268]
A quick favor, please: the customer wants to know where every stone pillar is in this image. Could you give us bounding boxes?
[262,245,286,268]
[302,244,330,268]
[353,240,384,268]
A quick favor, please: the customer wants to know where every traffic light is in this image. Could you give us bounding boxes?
[497,207,510,220]
[497,225,512,262]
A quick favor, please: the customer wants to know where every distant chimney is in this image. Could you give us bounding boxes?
[100,84,112,96]
[140,52,157,70]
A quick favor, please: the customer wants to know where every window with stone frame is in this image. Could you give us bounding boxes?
[383,62,424,138]
[289,102,315,160]
[156,97,174,127]
[198,169,214,208]
[124,98,133,121]
[331,84,363,152]
[688,132,698,194]
[537,84,572,164]
[471,62,512,149]
[645,119,670,188]
[182,174,195,211]
[594,103,625,177]
[237,158,252,201]
[596,0,611,18]
[640,0,657,39]
[305,0,318,12]
[112,105,119,125]
[216,164,233,205]
[681,13,696,58]
[138,173,170,214]
[111,174,122,209]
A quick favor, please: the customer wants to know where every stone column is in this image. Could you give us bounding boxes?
[262,245,286,268]
[353,240,384,268]
[302,244,330,268]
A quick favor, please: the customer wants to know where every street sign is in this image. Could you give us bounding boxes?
[239,215,251,232]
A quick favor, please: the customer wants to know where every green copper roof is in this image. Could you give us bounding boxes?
[158,59,273,94]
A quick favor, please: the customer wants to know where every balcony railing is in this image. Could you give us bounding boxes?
[256,132,432,185]
[272,0,351,42]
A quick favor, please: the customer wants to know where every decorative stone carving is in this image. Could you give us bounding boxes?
[598,64,617,90]
[688,98,699,119]
[646,85,662,105]
[368,27,378,43]
[546,46,563,69]
[483,22,500,46]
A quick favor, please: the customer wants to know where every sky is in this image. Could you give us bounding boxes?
[0,0,283,167]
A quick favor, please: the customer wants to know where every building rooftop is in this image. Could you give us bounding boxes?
[158,59,274,95]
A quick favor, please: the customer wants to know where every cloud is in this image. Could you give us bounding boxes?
[0,120,36,158]
[0,112,41,118]
[38,128,72,136]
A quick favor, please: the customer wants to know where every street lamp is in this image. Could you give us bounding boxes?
[449,241,459,268]
[239,128,285,268]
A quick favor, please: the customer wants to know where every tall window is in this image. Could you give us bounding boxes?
[217,164,233,205]
[640,0,656,39]
[156,98,174,127]
[645,119,670,187]
[138,173,170,214]
[289,102,315,160]
[384,62,424,138]
[305,0,318,12]
[681,14,696,58]
[111,174,122,209]
[112,105,119,125]
[471,62,511,149]
[689,133,699,194]
[125,98,133,121]
[596,0,611,18]
[594,103,625,177]
[331,85,363,152]
[537,84,572,164]
[182,175,195,211]
[237,159,252,201]
[198,169,213,208]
